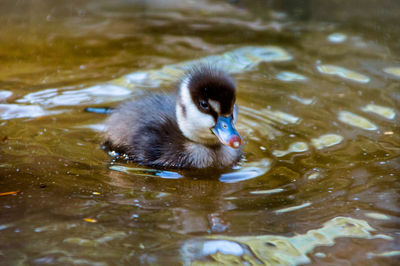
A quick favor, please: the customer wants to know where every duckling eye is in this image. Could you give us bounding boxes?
[199,100,209,110]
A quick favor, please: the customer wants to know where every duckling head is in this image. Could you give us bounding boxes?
[176,66,242,149]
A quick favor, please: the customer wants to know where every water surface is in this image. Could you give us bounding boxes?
[0,0,399,265]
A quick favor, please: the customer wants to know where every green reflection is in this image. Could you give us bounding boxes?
[184,217,392,265]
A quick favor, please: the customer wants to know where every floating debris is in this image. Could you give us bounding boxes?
[276,71,307,82]
[92,192,101,195]
[317,64,370,83]
[383,67,400,78]
[83,218,98,223]
[0,191,20,196]
[338,111,378,130]
[361,104,396,120]
[290,95,314,105]
[275,202,311,213]
[272,142,308,157]
[327,33,347,43]
[311,134,344,150]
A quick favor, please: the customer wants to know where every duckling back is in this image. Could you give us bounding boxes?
[103,93,241,168]
[103,66,242,168]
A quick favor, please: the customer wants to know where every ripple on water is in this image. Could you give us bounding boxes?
[367,250,400,259]
[181,217,390,265]
[18,85,132,107]
[15,46,293,108]
[262,109,301,125]
[317,64,370,83]
[0,91,12,101]
[361,104,396,120]
[116,46,293,88]
[338,111,378,130]
[109,165,183,179]
[276,71,307,82]
[0,104,61,120]
[383,67,400,78]
[17,88,59,104]
[289,95,314,105]
[202,240,244,256]
[275,202,311,213]
[272,142,308,157]
[250,188,285,195]
[311,134,344,150]
[307,172,320,180]
[364,212,391,220]
[327,33,347,43]
[219,159,271,183]
[239,105,300,139]
[109,159,271,183]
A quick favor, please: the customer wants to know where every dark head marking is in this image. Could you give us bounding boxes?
[178,97,186,118]
[185,65,236,117]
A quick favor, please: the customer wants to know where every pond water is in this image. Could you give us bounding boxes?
[0,0,399,265]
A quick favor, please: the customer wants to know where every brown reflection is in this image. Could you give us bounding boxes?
[106,168,245,234]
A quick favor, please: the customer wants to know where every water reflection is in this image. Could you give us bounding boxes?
[0,103,61,120]
[338,111,378,131]
[109,158,271,184]
[181,217,393,265]
[317,64,371,83]
[13,45,293,110]
[327,33,347,43]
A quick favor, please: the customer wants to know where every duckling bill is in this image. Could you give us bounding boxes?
[103,66,242,168]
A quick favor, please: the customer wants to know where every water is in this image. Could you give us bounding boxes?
[1,0,399,265]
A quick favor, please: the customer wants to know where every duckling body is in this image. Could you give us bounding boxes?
[103,66,242,168]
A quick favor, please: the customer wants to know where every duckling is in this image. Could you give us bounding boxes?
[103,66,242,168]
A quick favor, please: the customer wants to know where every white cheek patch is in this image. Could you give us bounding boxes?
[208,99,220,114]
[176,79,216,143]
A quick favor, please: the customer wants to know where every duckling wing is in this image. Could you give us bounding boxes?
[103,93,187,166]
